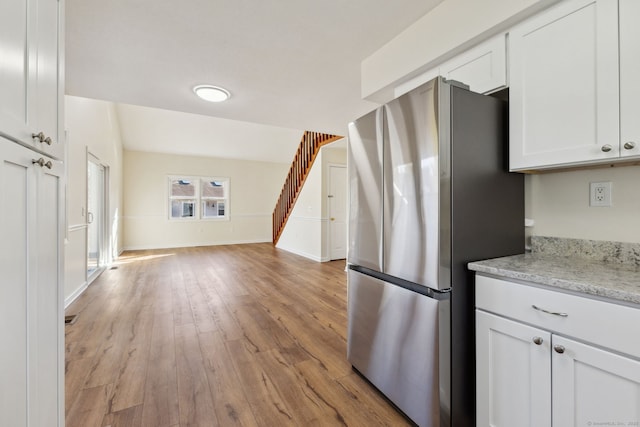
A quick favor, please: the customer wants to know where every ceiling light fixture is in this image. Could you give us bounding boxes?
[193,85,231,102]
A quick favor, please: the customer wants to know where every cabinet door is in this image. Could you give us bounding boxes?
[476,310,551,427]
[440,34,507,95]
[0,139,62,427]
[0,0,30,141]
[0,140,35,427]
[552,335,640,426]
[0,0,62,159]
[619,0,640,159]
[32,155,62,426]
[509,0,619,171]
[33,0,62,159]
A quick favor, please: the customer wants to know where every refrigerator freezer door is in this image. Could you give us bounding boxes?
[347,108,384,271]
[347,269,450,427]
[383,78,449,289]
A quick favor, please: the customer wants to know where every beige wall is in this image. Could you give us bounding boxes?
[526,165,640,244]
[276,144,347,261]
[122,150,288,250]
[64,96,124,306]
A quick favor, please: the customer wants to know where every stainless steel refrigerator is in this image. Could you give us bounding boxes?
[347,77,524,427]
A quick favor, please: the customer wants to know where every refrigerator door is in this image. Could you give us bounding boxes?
[347,268,450,427]
[383,78,451,289]
[347,107,384,271]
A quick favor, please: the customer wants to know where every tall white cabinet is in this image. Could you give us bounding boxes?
[0,0,65,424]
[476,275,640,427]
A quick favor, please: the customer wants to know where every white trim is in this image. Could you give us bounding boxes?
[68,223,88,232]
[284,215,327,222]
[122,213,271,220]
[122,238,271,252]
[64,280,88,309]
[276,245,330,262]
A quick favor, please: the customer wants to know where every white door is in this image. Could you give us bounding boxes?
[509,0,619,170]
[328,165,347,260]
[552,335,640,426]
[476,310,551,427]
[87,156,107,282]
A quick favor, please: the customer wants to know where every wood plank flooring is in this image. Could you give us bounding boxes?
[65,243,412,427]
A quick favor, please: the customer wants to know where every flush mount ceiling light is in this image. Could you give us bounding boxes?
[193,85,230,102]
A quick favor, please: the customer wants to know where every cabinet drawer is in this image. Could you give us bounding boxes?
[476,275,640,358]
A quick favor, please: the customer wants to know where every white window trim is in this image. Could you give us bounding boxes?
[167,175,230,221]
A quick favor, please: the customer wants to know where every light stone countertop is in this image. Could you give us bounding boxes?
[469,251,640,306]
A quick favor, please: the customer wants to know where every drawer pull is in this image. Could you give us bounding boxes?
[532,304,568,317]
[532,336,544,345]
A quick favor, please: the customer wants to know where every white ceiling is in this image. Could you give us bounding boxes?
[66,0,444,162]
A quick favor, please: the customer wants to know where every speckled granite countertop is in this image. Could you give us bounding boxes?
[468,237,640,306]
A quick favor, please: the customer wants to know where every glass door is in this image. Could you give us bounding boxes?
[87,157,106,282]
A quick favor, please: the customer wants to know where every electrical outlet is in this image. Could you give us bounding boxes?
[590,181,612,207]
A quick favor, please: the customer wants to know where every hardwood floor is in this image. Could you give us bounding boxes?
[65,243,411,427]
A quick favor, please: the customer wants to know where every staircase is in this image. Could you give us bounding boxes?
[272,131,342,244]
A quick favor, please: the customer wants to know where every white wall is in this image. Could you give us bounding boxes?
[64,96,124,306]
[122,150,288,250]
[276,144,347,261]
[526,166,640,244]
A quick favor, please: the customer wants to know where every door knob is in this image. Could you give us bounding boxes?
[532,336,543,345]
[553,345,565,354]
[601,144,613,152]
[624,141,636,150]
[330,217,335,221]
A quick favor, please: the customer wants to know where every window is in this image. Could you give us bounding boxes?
[168,176,229,220]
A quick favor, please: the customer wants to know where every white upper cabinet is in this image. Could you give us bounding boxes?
[509,0,620,171]
[393,34,507,99]
[0,0,63,160]
[440,34,507,95]
[619,0,640,158]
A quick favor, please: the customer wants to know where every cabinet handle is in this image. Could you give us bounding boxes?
[531,304,568,317]
[601,144,613,152]
[31,132,54,145]
[31,158,52,169]
[624,141,636,150]
[532,336,544,345]
[32,132,45,143]
[553,345,565,354]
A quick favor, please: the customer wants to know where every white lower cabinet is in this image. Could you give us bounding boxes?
[476,275,640,427]
[552,335,640,426]
[476,311,551,426]
[0,137,63,427]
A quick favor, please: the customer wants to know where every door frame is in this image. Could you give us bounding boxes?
[86,150,110,284]
[327,163,347,260]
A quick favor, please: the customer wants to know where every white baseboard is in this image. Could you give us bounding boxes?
[122,238,271,252]
[275,245,329,262]
[64,280,88,309]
